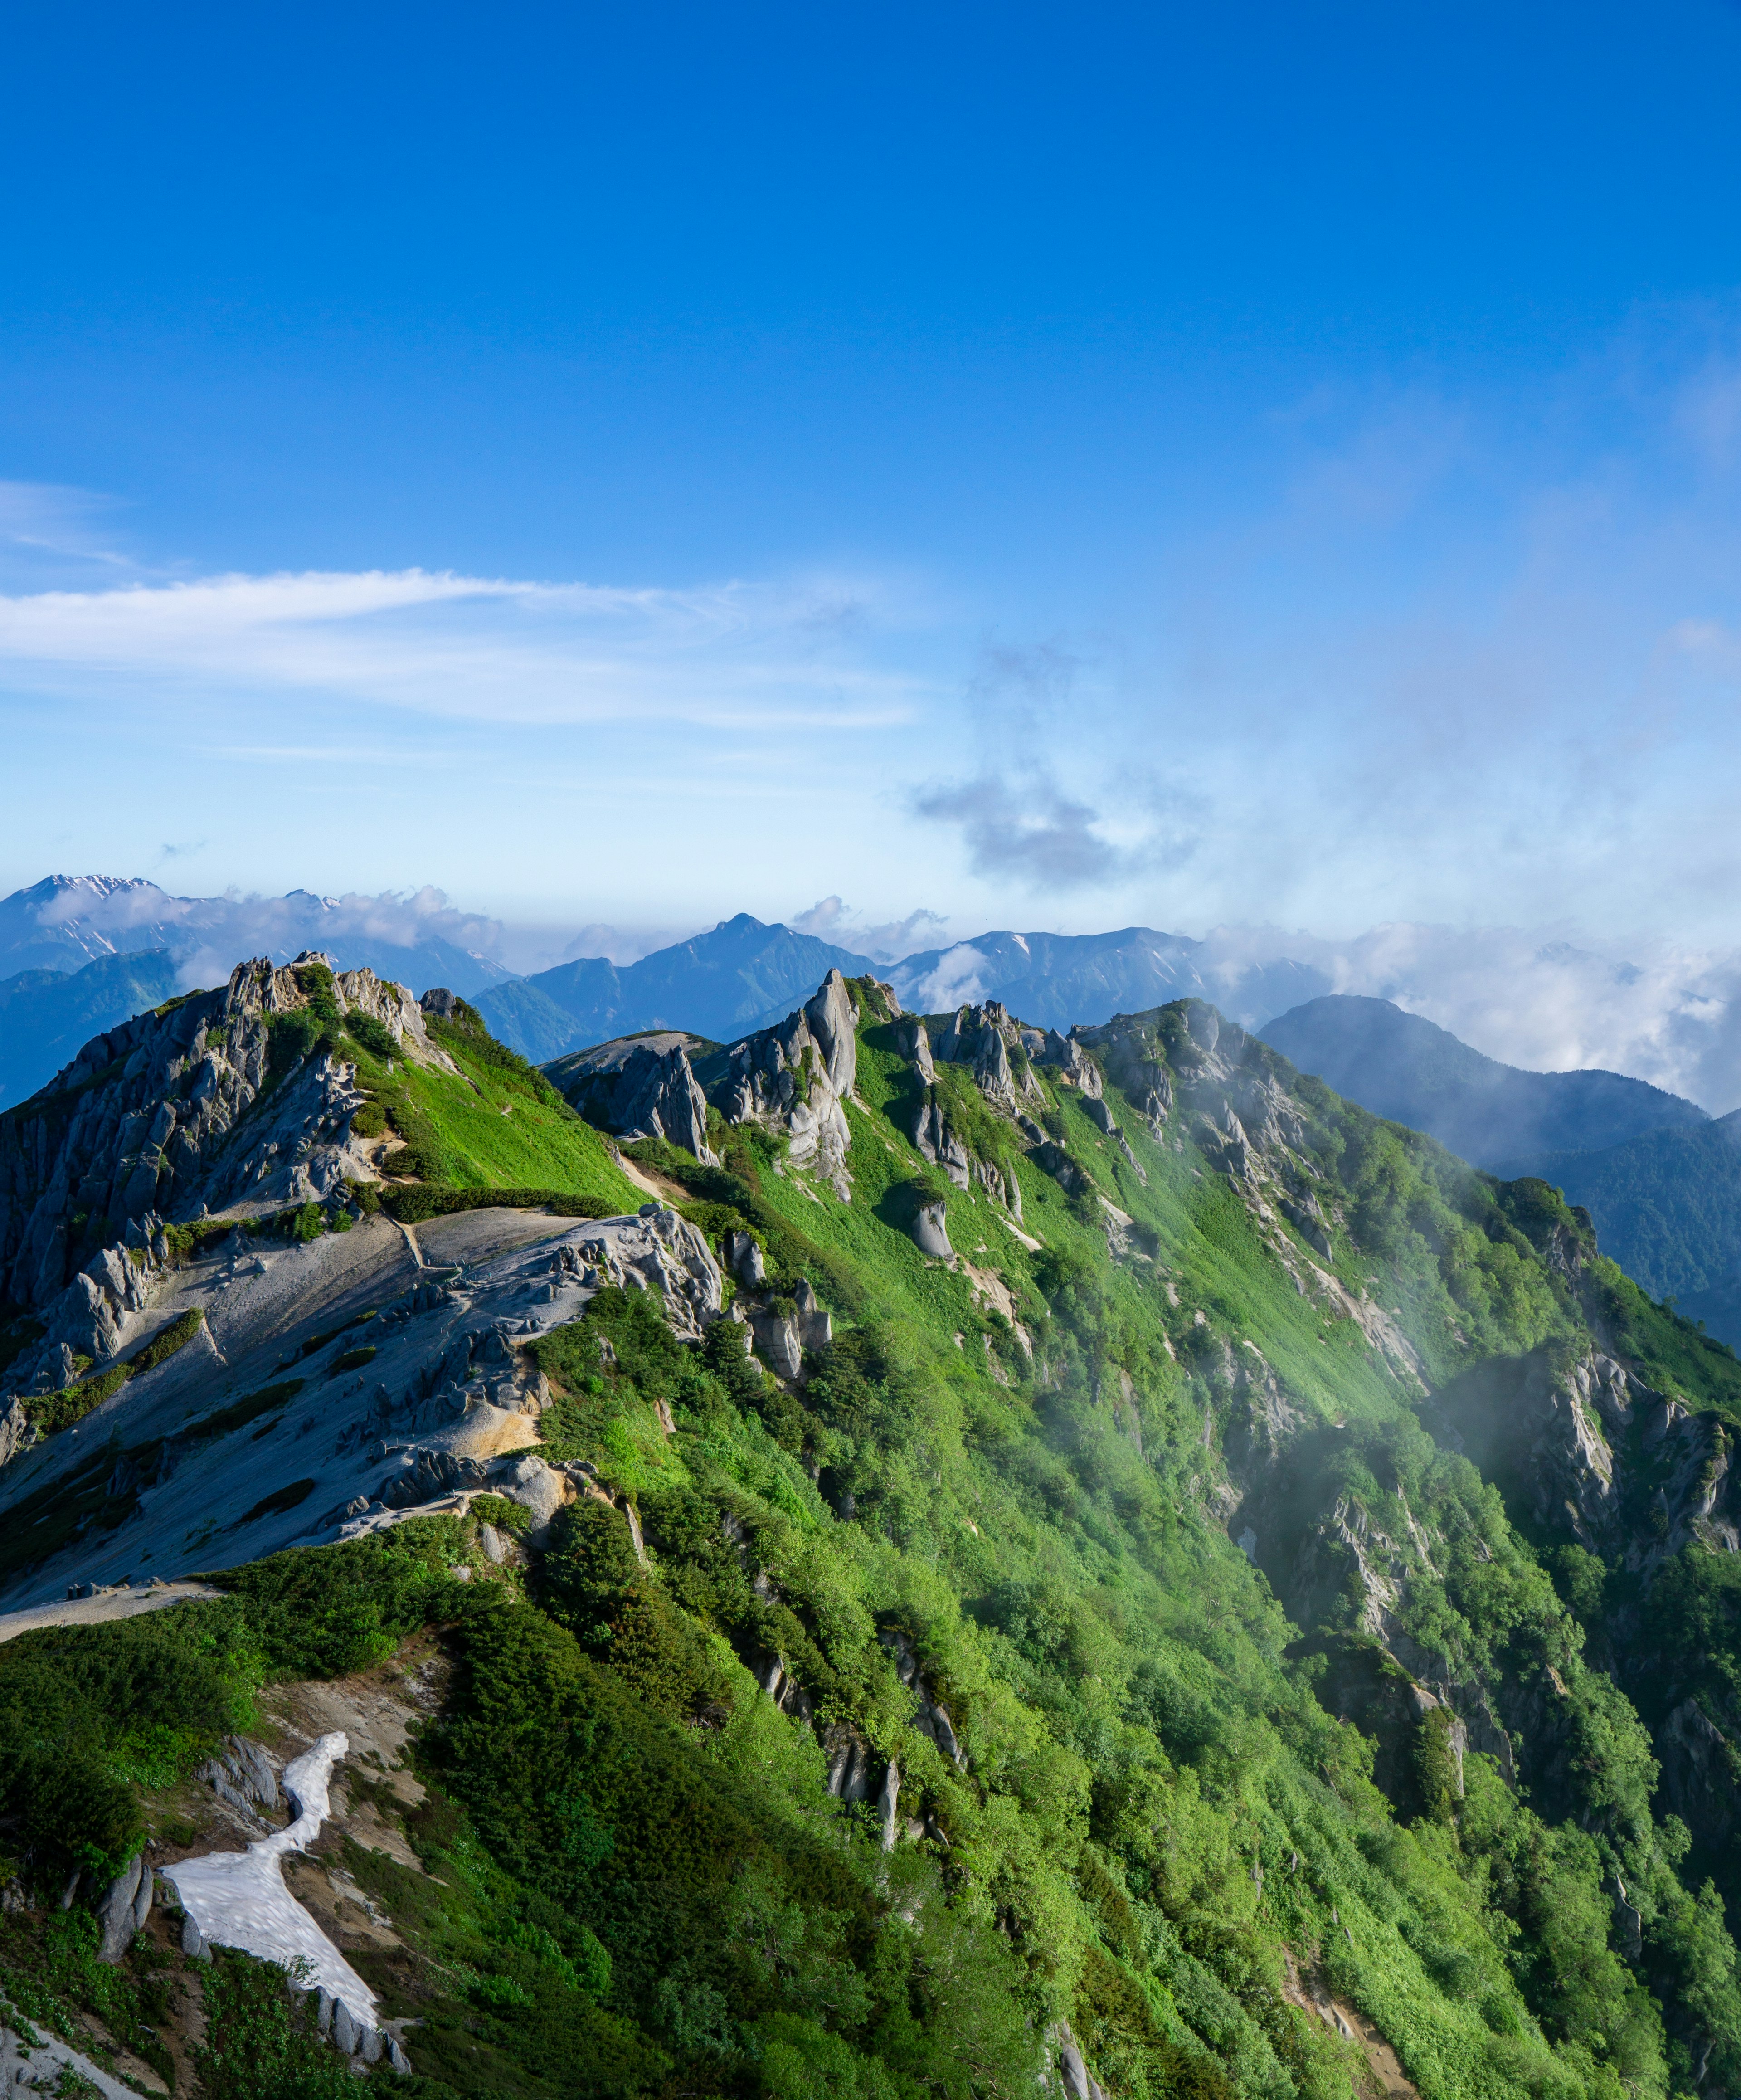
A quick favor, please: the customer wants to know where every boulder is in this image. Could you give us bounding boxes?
[752,1308,803,1380]
[0,1398,34,1469]
[724,1230,766,1286]
[823,1725,874,1801]
[878,1759,901,1852]
[1030,1141,1086,1196]
[911,1201,953,1262]
[912,1101,970,1187]
[795,1277,832,1351]
[493,1452,569,1537]
[96,1853,145,1964]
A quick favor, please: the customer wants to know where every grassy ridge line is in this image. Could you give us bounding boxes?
[344,990,643,1212]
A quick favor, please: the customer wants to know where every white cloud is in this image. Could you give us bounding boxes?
[1193,921,1741,1116]
[0,565,931,730]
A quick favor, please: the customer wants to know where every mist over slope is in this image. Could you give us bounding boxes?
[5,956,1741,2095]
[1259,994,1741,1347]
[1512,1114,1741,1322]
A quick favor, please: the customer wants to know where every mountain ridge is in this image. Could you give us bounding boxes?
[1259,992,1708,1167]
[5,964,1741,2092]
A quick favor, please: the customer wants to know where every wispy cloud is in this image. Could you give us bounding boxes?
[914,772,1169,887]
[0,480,133,574]
[0,565,930,730]
[788,896,949,960]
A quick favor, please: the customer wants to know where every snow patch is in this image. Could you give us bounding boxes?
[165,1731,377,2031]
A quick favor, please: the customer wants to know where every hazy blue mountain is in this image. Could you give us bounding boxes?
[477,914,874,1057]
[1260,994,1707,1169]
[481,917,1335,1057]
[0,875,513,999]
[0,950,185,1107]
[0,876,189,974]
[886,926,1332,1033]
[471,975,605,1063]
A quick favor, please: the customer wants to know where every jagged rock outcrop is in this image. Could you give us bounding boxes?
[723,1229,765,1286]
[0,955,444,1345]
[1658,1698,1741,1856]
[911,1200,953,1261]
[543,1032,718,1163]
[1430,1345,1741,1569]
[1039,1027,1103,1100]
[749,1306,801,1379]
[911,1099,970,1188]
[880,1627,966,1769]
[794,1277,831,1351]
[704,970,860,1197]
[930,1001,1043,1111]
[95,1850,153,1964]
[894,1017,934,1082]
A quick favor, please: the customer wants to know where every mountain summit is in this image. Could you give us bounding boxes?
[475,911,878,1057]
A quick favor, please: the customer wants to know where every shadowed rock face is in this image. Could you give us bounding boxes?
[701,970,865,1198]
[0,1202,723,1605]
[0,955,454,1398]
[544,1032,718,1163]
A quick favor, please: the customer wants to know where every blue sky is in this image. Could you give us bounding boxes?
[4,0,1741,953]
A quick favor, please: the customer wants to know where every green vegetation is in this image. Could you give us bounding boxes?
[379,1184,622,1226]
[186,1379,306,1442]
[327,985,641,1215]
[24,1309,206,1436]
[11,995,1741,2096]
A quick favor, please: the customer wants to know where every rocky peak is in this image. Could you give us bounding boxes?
[702,970,861,1198]
[0,956,445,1385]
[546,1032,718,1165]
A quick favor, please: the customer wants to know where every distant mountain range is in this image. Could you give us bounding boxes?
[474,917,1338,1062]
[1261,992,1741,1345]
[0,875,516,1107]
[884,926,1332,1035]
[10,877,1741,1349]
[474,914,875,1059]
[0,876,511,995]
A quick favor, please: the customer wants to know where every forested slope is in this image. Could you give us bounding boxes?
[3,972,1741,2100]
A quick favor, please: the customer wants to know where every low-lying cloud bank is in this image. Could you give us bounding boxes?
[1191,923,1741,1116]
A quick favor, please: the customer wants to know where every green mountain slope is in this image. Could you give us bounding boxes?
[1509,1114,1741,1325]
[5,982,1741,2099]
